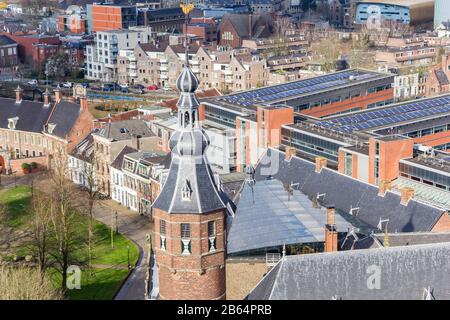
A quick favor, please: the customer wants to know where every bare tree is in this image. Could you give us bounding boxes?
[47,148,85,291]
[29,191,53,281]
[0,266,63,300]
[80,153,102,275]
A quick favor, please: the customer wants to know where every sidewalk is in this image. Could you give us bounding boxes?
[92,200,153,300]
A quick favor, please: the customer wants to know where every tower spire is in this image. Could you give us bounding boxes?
[180,2,194,68]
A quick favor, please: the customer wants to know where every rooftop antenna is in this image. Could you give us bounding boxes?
[377,218,390,247]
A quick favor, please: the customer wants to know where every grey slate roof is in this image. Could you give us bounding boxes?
[70,130,96,161]
[228,179,352,254]
[0,97,53,133]
[95,120,154,141]
[435,69,450,86]
[254,148,446,233]
[46,100,82,139]
[0,35,17,46]
[247,242,450,300]
[110,145,138,170]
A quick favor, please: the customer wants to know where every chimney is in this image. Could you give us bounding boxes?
[54,85,62,103]
[43,88,51,106]
[14,85,23,104]
[324,205,338,253]
[79,95,88,111]
[132,134,141,150]
[400,187,415,206]
[315,156,327,173]
[285,146,296,161]
[378,179,392,197]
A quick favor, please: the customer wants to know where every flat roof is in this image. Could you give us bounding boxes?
[211,69,393,109]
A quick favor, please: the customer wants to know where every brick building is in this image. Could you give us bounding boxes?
[218,13,274,48]
[1,33,60,65]
[88,3,137,32]
[92,119,159,195]
[0,35,18,74]
[0,86,94,175]
[152,53,227,300]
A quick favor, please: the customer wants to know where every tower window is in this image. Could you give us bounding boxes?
[160,220,167,251]
[208,221,216,252]
[208,221,215,237]
[181,223,191,239]
[160,220,166,235]
[181,223,191,255]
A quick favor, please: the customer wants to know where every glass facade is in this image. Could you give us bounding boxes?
[281,127,343,163]
[399,161,450,191]
[204,104,239,128]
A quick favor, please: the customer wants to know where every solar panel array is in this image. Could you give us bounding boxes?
[221,70,379,107]
[318,95,450,133]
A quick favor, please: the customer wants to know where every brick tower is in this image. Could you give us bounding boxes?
[152,10,227,299]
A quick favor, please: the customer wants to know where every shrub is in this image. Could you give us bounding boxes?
[21,163,31,170]
[30,162,38,169]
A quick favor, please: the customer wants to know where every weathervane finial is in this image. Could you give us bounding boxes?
[180,2,194,67]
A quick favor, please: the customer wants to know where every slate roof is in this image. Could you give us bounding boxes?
[228,179,352,254]
[70,130,96,161]
[46,100,82,139]
[221,13,273,39]
[254,148,446,233]
[435,69,450,86]
[247,242,450,300]
[0,97,53,133]
[0,35,17,46]
[95,120,154,141]
[110,145,138,170]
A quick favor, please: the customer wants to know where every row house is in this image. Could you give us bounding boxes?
[111,150,170,215]
[68,132,95,189]
[0,87,94,175]
[92,119,159,195]
[375,44,437,68]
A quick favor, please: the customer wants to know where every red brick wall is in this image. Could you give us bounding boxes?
[432,212,450,232]
[153,209,227,300]
[10,156,48,174]
[300,88,394,118]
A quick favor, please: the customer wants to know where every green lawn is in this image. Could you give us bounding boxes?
[0,185,139,300]
[0,185,32,228]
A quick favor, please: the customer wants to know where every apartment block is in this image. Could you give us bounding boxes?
[85,27,153,82]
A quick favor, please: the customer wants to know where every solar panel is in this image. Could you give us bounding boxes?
[317,95,450,133]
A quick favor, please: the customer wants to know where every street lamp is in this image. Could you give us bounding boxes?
[127,245,131,270]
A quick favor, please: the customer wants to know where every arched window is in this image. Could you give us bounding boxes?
[184,111,190,127]
[191,110,196,128]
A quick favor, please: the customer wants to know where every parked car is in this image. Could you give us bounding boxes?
[121,87,129,93]
[79,82,90,88]
[102,83,119,91]
[62,82,73,88]
[135,89,145,94]
[41,79,54,86]
[27,79,38,86]
[147,84,158,91]
[132,84,145,90]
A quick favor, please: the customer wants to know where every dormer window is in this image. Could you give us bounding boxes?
[181,180,192,201]
[8,117,18,130]
[47,123,56,134]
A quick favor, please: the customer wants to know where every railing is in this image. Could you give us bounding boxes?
[266,253,281,267]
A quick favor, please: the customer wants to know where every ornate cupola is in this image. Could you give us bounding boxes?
[151,2,227,301]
